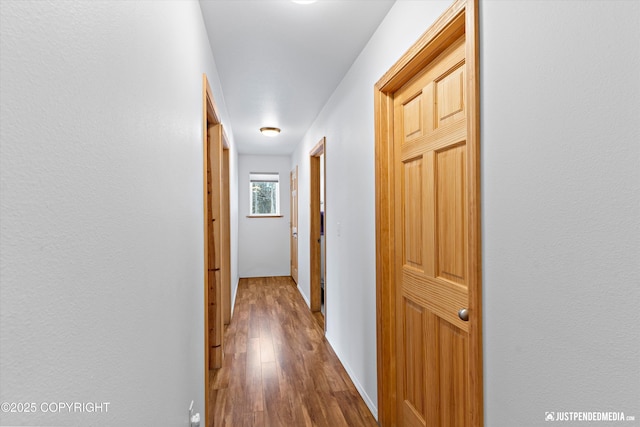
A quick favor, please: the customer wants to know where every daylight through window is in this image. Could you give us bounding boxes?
[250,173,280,215]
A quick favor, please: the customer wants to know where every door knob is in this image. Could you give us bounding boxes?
[458,308,469,321]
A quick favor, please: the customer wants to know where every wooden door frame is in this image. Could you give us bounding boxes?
[309,137,326,329]
[374,1,482,425]
[203,74,232,426]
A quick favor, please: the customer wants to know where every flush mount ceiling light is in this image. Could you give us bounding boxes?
[260,127,281,137]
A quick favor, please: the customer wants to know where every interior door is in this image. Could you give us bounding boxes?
[290,166,298,284]
[394,35,472,426]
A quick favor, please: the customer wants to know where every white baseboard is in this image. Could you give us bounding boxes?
[296,284,311,307]
[230,278,239,316]
[324,333,378,421]
[294,284,378,420]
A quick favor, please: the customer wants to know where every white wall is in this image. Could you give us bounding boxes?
[0,1,237,426]
[291,0,640,423]
[481,1,640,424]
[238,155,291,278]
[290,0,453,418]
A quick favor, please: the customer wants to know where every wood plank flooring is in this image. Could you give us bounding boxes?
[208,276,378,427]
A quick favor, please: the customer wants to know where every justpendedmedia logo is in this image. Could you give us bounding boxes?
[545,411,636,422]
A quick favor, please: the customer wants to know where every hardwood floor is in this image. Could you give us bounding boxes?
[208,276,378,427]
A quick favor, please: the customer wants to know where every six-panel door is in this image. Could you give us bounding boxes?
[394,36,470,427]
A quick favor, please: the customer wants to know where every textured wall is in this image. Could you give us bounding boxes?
[481,0,640,424]
[0,1,235,426]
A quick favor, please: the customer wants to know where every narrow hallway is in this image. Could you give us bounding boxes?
[208,277,377,427]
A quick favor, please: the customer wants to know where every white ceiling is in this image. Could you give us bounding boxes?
[199,0,395,155]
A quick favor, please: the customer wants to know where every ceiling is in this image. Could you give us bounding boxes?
[199,0,395,155]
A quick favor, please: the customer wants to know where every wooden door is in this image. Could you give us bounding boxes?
[394,35,470,426]
[375,1,482,425]
[290,166,298,284]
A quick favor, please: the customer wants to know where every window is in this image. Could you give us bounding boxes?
[250,172,280,216]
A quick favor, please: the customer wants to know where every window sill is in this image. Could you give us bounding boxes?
[246,215,284,218]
